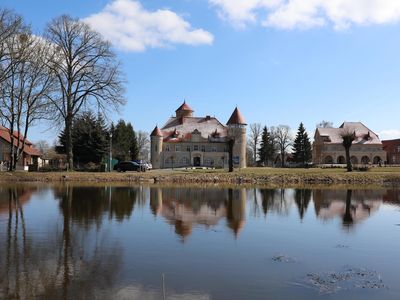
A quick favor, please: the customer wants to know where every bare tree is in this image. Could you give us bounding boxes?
[137,130,150,160]
[274,125,293,167]
[45,15,125,170]
[340,130,356,172]
[0,9,24,84]
[248,123,262,165]
[317,120,333,128]
[0,27,55,170]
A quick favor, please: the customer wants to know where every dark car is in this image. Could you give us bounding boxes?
[114,161,145,172]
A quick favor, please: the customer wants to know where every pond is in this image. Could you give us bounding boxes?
[0,184,399,300]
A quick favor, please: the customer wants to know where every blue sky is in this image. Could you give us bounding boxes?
[3,0,400,143]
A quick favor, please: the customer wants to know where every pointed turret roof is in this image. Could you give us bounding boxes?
[150,126,163,137]
[227,107,246,125]
[175,100,193,112]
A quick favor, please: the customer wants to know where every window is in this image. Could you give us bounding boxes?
[165,145,170,151]
[175,145,181,151]
[211,146,217,152]
[186,145,191,152]
[194,145,199,151]
[181,157,190,165]
[201,145,206,152]
[204,158,214,166]
[155,145,158,152]
[397,146,400,153]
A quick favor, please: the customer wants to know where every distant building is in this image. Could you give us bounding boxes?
[0,126,41,170]
[382,139,400,165]
[312,122,386,165]
[150,101,247,169]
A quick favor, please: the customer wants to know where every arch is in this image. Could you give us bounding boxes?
[324,156,333,164]
[337,156,346,164]
[373,156,382,165]
[350,156,358,164]
[361,156,370,164]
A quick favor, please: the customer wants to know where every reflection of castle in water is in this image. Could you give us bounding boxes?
[150,187,247,239]
[313,190,385,227]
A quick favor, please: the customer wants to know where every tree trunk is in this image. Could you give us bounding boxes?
[345,146,352,172]
[9,133,15,171]
[228,139,234,173]
[65,115,73,171]
[281,152,285,168]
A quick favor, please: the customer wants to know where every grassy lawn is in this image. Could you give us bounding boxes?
[0,167,399,184]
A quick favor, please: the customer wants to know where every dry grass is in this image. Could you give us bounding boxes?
[0,167,399,186]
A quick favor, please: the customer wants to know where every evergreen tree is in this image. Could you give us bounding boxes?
[57,111,109,165]
[112,120,139,161]
[258,126,275,166]
[293,122,312,166]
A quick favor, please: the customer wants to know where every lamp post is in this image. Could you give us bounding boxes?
[109,132,113,172]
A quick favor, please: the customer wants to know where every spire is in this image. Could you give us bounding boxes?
[175,100,193,112]
[150,126,163,137]
[227,107,246,125]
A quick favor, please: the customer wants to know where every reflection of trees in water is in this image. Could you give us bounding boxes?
[294,189,312,220]
[313,189,385,230]
[54,186,138,227]
[259,189,291,216]
[343,190,354,228]
[0,186,124,300]
[150,187,247,240]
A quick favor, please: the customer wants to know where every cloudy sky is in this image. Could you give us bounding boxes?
[3,0,400,142]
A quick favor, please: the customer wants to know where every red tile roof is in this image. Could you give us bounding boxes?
[175,101,193,112]
[316,122,382,145]
[0,126,41,156]
[150,126,163,137]
[161,116,228,141]
[227,107,246,125]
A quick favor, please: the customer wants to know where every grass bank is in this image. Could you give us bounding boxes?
[0,167,400,186]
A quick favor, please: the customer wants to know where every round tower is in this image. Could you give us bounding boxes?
[150,126,163,169]
[175,100,194,118]
[227,107,247,168]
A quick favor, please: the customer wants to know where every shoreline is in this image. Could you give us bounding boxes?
[1,168,400,187]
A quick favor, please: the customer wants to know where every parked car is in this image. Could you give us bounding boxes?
[133,160,152,171]
[114,161,146,172]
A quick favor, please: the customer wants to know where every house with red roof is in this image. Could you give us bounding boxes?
[312,122,386,165]
[382,139,400,165]
[150,101,247,169]
[0,126,41,170]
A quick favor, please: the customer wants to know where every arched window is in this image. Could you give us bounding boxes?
[361,156,370,164]
[337,156,346,164]
[350,156,358,164]
[324,156,333,164]
[373,156,382,164]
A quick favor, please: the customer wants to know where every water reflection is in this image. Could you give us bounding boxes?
[0,185,399,300]
[0,186,123,300]
[150,187,246,240]
[313,190,384,229]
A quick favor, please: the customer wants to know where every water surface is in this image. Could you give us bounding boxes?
[0,184,399,300]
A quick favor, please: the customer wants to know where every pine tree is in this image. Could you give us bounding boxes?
[293,122,312,166]
[112,120,139,161]
[258,126,275,166]
[57,111,109,165]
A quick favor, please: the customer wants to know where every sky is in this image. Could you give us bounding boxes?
[2,0,400,144]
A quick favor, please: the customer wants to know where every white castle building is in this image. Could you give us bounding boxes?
[150,101,247,169]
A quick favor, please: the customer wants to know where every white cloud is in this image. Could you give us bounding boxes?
[210,0,400,30]
[378,129,400,141]
[209,0,281,28]
[84,0,214,52]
